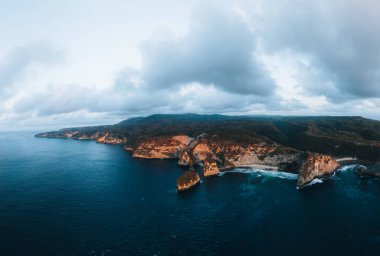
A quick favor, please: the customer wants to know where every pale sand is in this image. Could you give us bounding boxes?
[336,157,358,162]
[236,164,279,171]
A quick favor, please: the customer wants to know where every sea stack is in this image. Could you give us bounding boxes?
[177,170,201,192]
[297,153,340,188]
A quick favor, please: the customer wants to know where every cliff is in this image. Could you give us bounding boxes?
[297,153,340,188]
[131,135,192,159]
[177,171,201,191]
[36,131,127,145]
[127,134,300,176]
[203,159,220,177]
[93,132,128,144]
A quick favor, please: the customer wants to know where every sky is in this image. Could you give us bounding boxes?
[1,0,380,130]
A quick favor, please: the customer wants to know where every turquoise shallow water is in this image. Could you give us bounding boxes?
[0,131,380,255]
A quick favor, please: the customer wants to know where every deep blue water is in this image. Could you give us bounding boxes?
[1,131,380,256]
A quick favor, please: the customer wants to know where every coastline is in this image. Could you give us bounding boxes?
[231,164,279,171]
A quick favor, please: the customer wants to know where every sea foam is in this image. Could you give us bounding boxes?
[337,164,362,172]
[224,168,298,180]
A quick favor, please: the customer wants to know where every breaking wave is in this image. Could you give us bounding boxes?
[296,178,324,189]
[224,168,298,180]
[337,164,361,172]
[306,178,324,187]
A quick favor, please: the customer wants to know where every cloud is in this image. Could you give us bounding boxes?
[257,0,380,100]
[139,4,275,95]
[0,43,64,96]
[2,1,380,130]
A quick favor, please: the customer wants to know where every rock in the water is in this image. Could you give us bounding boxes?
[355,165,380,178]
[177,171,201,192]
[203,159,220,177]
[297,153,340,188]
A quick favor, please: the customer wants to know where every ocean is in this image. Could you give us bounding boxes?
[0,131,379,255]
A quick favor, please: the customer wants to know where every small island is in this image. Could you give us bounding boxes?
[177,170,201,191]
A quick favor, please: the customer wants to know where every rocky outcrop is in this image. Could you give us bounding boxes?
[178,150,193,166]
[94,132,128,144]
[355,165,380,178]
[132,135,192,159]
[297,153,340,188]
[124,144,133,151]
[36,130,128,144]
[178,137,299,169]
[129,134,301,180]
[203,159,220,177]
[129,135,301,175]
[220,142,298,168]
[36,129,301,173]
[177,171,201,191]
[191,141,218,163]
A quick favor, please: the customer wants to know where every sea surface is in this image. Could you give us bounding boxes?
[1,131,380,256]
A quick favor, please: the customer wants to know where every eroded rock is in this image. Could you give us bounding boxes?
[132,135,192,159]
[297,153,340,188]
[203,159,220,177]
[177,170,201,192]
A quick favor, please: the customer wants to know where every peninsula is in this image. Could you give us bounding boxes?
[36,114,380,190]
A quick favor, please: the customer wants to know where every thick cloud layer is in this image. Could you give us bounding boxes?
[1,1,380,130]
[0,44,63,97]
[140,5,275,95]
[258,0,380,99]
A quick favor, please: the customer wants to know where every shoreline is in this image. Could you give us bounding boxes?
[232,164,279,171]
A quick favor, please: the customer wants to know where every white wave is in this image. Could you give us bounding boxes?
[297,178,324,189]
[337,164,362,172]
[306,178,324,186]
[224,168,298,180]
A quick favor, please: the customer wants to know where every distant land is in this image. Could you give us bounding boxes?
[36,114,380,190]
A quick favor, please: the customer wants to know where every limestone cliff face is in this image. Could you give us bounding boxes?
[178,150,193,166]
[192,141,214,162]
[203,159,220,177]
[177,171,201,191]
[297,153,340,188]
[93,132,128,144]
[132,135,299,170]
[132,135,192,159]
[220,143,298,167]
